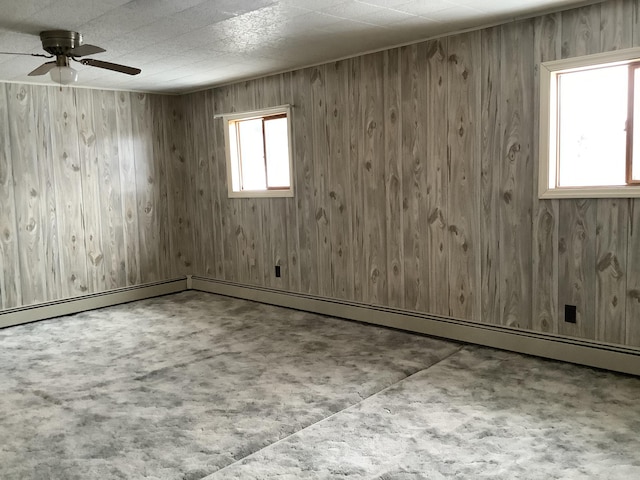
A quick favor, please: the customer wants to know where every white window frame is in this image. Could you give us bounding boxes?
[539,47,640,199]
[222,105,294,199]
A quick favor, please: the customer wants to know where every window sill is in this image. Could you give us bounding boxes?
[227,189,294,199]
[539,185,640,199]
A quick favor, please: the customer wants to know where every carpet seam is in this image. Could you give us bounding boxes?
[199,344,466,480]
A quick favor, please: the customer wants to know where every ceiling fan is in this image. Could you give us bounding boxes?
[0,30,141,85]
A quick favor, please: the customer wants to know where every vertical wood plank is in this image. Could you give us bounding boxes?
[0,84,21,309]
[282,71,301,292]
[400,43,425,311]
[600,0,633,51]
[92,89,126,289]
[360,52,387,305]
[627,200,640,346]
[131,92,162,283]
[383,49,404,309]
[48,86,88,297]
[480,26,502,325]
[292,68,318,294]
[163,95,192,276]
[8,84,48,305]
[75,88,106,293]
[325,62,352,300]
[33,87,61,303]
[115,91,141,285]
[149,93,172,280]
[424,39,449,317]
[596,199,628,343]
[212,86,236,282]
[499,21,534,330]
[204,88,226,280]
[558,5,600,339]
[309,66,332,297]
[532,13,561,334]
[447,32,482,321]
[184,93,211,277]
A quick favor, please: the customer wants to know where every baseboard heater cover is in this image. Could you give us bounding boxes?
[0,277,188,329]
[190,276,640,377]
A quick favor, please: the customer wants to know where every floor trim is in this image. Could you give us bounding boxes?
[191,276,640,376]
[0,278,188,329]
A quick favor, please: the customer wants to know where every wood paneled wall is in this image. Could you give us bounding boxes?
[2,0,639,349]
[0,85,190,310]
[185,0,640,347]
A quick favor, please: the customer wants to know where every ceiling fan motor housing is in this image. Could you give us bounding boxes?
[40,30,83,56]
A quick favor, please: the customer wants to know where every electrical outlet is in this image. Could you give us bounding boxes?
[275,265,281,278]
[565,304,577,323]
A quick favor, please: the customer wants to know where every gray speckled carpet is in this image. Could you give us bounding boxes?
[1,292,639,479]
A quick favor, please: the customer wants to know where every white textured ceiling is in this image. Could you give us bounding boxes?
[0,0,597,93]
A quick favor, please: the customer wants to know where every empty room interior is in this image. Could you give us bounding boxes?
[1,0,640,478]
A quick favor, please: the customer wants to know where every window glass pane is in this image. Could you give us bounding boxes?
[264,117,290,188]
[228,122,240,191]
[237,118,266,190]
[634,68,640,182]
[558,65,627,186]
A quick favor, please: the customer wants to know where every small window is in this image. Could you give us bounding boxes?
[223,106,294,198]
[539,48,640,198]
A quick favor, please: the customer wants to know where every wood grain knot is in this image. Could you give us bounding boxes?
[26,219,36,232]
[371,268,380,281]
[596,252,623,278]
[559,238,567,253]
[503,190,512,204]
[629,290,640,303]
[365,161,372,171]
[458,125,464,137]
[508,143,521,160]
[367,121,377,136]
[427,208,442,226]
[315,207,328,224]
[462,69,469,80]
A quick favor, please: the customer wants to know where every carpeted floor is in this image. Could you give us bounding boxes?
[0,291,639,479]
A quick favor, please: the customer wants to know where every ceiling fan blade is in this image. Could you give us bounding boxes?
[0,51,51,58]
[68,44,106,57]
[28,61,56,76]
[80,58,141,76]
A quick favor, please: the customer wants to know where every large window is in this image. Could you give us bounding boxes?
[539,48,640,198]
[223,106,293,198]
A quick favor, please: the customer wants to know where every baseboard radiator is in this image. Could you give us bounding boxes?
[0,278,188,329]
[190,276,640,377]
[1,275,637,377]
